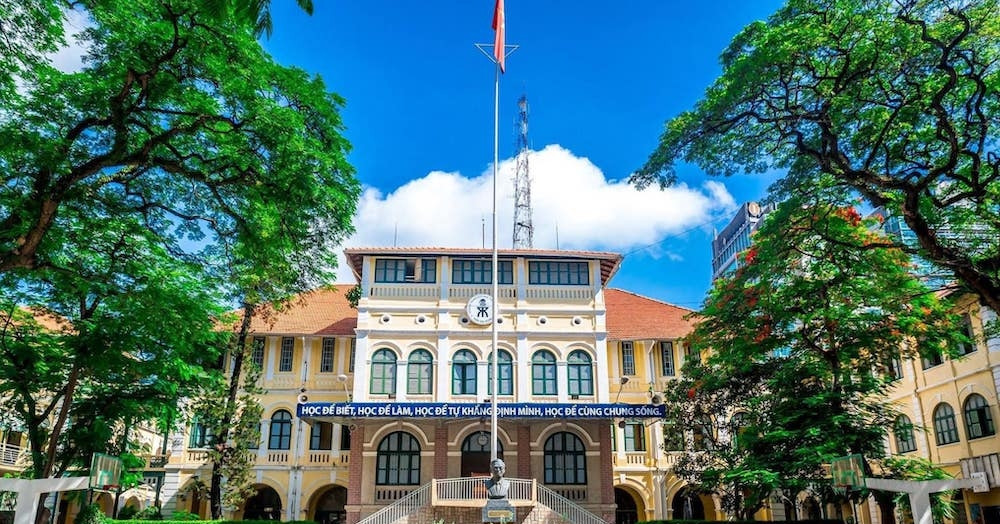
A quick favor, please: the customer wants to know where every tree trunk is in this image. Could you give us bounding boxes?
[210,303,255,519]
[41,362,80,478]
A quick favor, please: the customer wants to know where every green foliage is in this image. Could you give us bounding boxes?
[164,512,200,521]
[0,0,358,482]
[634,0,1000,315]
[639,521,841,524]
[76,504,107,524]
[116,505,140,520]
[345,283,362,309]
[881,457,958,524]
[661,194,964,518]
[114,521,316,524]
[133,506,163,520]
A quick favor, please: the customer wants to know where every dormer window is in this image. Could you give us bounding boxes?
[528,261,589,285]
[374,258,437,283]
[452,259,513,284]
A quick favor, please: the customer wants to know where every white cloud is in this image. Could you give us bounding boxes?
[336,144,736,282]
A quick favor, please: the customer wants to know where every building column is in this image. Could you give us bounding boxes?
[517,424,531,479]
[436,335,450,400]
[345,425,365,524]
[477,359,489,401]
[394,360,407,400]
[556,361,569,403]
[598,423,614,504]
[434,424,449,479]
[516,334,530,400]
[257,419,268,459]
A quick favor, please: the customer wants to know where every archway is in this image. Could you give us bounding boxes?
[461,431,503,478]
[802,496,821,520]
[94,492,114,517]
[243,485,282,520]
[614,488,640,524]
[671,489,705,520]
[311,486,347,524]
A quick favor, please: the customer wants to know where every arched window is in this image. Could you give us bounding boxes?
[544,432,586,484]
[894,415,917,453]
[729,412,749,450]
[407,349,433,395]
[532,350,557,395]
[376,432,421,485]
[310,422,333,450]
[268,410,292,450]
[963,394,996,439]
[452,349,477,395]
[488,350,514,395]
[567,350,593,396]
[933,403,960,445]
[189,417,213,448]
[370,349,397,395]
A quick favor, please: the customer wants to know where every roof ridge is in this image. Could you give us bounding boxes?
[606,287,698,313]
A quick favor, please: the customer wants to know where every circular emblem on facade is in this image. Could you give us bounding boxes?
[747,201,762,218]
[466,294,494,326]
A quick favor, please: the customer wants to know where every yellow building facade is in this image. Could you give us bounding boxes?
[156,249,1000,524]
[885,293,1000,524]
[162,247,693,524]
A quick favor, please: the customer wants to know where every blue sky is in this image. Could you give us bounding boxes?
[262,1,786,309]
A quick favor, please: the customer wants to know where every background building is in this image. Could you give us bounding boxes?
[711,201,776,281]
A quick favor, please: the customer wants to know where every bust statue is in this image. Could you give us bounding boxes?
[484,458,510,499]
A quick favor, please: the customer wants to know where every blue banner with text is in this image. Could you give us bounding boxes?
[297,402,665,419]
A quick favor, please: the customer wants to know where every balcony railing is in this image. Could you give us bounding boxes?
[143,454,168,469]
[306,450,350,466]
[185,449,209,463]
[613,452,648,467]
[431,477,535,507]
[1,443,26,467]
[448,285,516,301]
[369,284,440,299]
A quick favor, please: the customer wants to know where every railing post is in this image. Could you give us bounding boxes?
[430,478,437,507]
[531,479,537,504]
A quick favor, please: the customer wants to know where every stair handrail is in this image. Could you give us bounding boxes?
[536,483,606,524]
[356,482,430,524]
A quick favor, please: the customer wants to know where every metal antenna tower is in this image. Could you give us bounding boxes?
[512,94,533,248]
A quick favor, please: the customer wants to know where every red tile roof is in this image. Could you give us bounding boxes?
[236,285,358,336]
[231,285,695,341]
[604,288,698,340]
[344,247,622,286]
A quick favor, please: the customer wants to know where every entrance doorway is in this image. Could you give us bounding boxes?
[243,486,282,520]
[672,489,705,520]
[614,488,639,524]
[461,431,503,477]
[313,486,347,524]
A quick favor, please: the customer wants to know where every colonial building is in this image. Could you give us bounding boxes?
[885,292,1000,524]
[162,247,692,524]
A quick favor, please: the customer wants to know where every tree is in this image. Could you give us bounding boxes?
[0,218,228,481]
[204,0,315,38]
[662,194,964,519]
[2,0,358,518]
[188,332,264,517]
[0,0,359,278]
[633,0,1000,313]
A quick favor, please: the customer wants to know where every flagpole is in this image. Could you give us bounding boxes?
[490,56,500,464]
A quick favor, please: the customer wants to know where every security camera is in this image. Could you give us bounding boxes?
[337,374,348,383]
[298,394,308,403]
[650,394,663,406]
[617,420,626,429]
[300,387,307,393]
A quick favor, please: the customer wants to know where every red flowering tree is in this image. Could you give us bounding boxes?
[660,194,964,518]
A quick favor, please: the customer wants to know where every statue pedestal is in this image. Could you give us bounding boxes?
[482,498,515,523]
